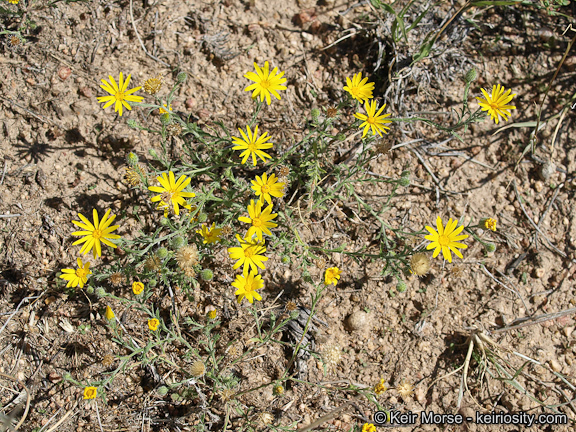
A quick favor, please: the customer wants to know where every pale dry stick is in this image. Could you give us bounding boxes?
[0,159,7,185]
[534,183,562,248]
[129,0,170,67]
[0,373,31,431]
[491,307,576,334]
[43,402,79,432]
[296,401,353,432]
[550,106,568,160]
[320,28,357,51]
[94,401,104,432]
[512,180,567,258]
[0,214,21,218]
[480,264,530,312]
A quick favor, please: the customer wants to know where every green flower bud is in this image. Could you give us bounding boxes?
[126,152,139,167]
[85,286,95,295]
[290,310,299,319]
[200,269,213,281]
[464,68,477,84]
[160,113,171,125]
[171,236,186,249]
[95,287,106,298]
[157,247,168,259]
[160,217,170,226]
[281,255,290,264]
[399,176,410,187]
[62,372,72,381]
[311,108,320,122]
[157,386,169,396]
[485,243,496,253]
[197,212,208,223]
[170,393,181,402]
[396,281,407,293]
[126,119,139,130]
[302,270,312,283]
[272,384,285,396]
[177,72,187,83]
[149,148,158,158]
[149,279,158,288]
[337,134,346,141]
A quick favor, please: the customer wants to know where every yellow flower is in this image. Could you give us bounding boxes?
[159,103,172,114]
[374,378,387,395]
[244,61,287,105]
[231,125,273,166]
[324,267,341,286]
[362,424,376,432]
[105,306,115,321]
[97,73,144,116]
[196,222,222,244]
[482,217,497,232]
[425,216,468,263]
[132,281,144,295]
[354,100,392,138]
[476,84,516,124]
[238,200,278,242]
[83,386,97,400]
[343,72,374,102]
[148,318,160,331]
[207,309,217,320]
[148,171,196,216]
[71,209,121,258]
[228,234,268,274]
[59,258,92,289]
[232,270,264,304]
[251,172,285,205]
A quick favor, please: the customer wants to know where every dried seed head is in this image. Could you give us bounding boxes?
[166,123,183,137]
[190,360,206,377]
[101,354,115,367]
[257,412,274,426]
[227,343,242,359]
[176,244,199,270]
[410,253,431,276]
[219,388,235,402]
[451,265,464,278]
[375,140,392,155]
[109,272,126,287]
[321,343,342,369]
[7,34,22,48]
[143,75,163,95]
[285,301,297,312]
[314,258,326,269]
[183,266,196,278]
[277,165,290,177]
[396,380,414,399]
[144,255,162,272]
[124,165,146,187]
[325,106,339,118]
[220,226,232,236]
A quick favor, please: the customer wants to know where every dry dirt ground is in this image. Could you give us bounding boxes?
[1,0,576,431]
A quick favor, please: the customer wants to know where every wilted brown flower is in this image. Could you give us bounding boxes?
[143,75,163,95]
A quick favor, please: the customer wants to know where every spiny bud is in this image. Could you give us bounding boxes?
[464,68,477,84]
[399,176,410,187]
[177,72,188,83]
[149,278,158,287]
[272,384,285,396]
[171,236,186,249]
[85,286,94,295]
[485,242,496,253]
[301,270,312,283]
[95,287,106,298]
[126,152,139,167]
[156,247,168,259]
[149,148,158,158]
[157,386,169,396]
[281,255,290,264]
[200,269,213,281]
[160,217,170,226]
[126,119,139,130]
[396,281,407,293]
[311,108,320,122]
[197,212,208,223]
[160,113,171,125]
[337,134,346,141]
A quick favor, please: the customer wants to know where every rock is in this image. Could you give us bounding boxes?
[345,310,370,332]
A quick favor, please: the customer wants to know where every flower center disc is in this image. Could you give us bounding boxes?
[252,218,263,227]
[93,229,103,239]
[115,91,126,102]
[76,268,87,278]
[260,80,271,89]
[261,185,270,194]
[438,235,450,246]
[367,117,375,125]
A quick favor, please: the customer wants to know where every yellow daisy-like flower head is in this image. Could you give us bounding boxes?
[159,103,172,114]
[362,424,376,432]
[424,216,469,263]
[105,306,115,321]
[251,172,285,206]
[71,209,121,258]
[232,269,264,304]
[231,125,273,166]
[244,61,287,105]
[324,267,341,286]
[132,281,145,295]
[475,84,516,124]
[59,258,92,289]
[343,72,375,102]
[83,386,97,400]
[374,378,387,395]
[238,200,278,242]
[96,73,144,117]
[148,318,160,331]
[481,217,497,232]
[354,100,392,138]
[148,171,196,216]
[227,234,268,274]
[196,222,223,244]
